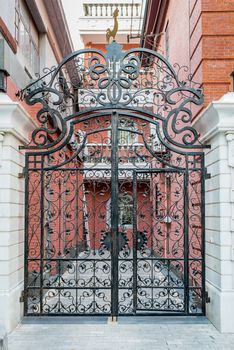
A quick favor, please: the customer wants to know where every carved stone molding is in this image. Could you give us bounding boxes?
[226,132,234,168]
[0,131,4,167]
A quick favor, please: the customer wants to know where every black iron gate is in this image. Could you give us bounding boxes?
[19,41,208,316]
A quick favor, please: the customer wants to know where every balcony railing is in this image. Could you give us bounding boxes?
[83,2,141,17]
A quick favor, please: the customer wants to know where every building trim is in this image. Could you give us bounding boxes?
[141,0,169,50]
[43,0,74,58]
[46,29,61,64]
[25,0,47,33]
[0,17,17,54]
[189,0,198,17]
[152,0,169,39]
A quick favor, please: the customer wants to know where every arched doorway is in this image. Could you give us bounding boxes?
[19,41,208,317]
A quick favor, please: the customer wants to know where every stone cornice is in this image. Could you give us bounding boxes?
[43,0,74,57]
[141,0,169,49]
[193,93,234,143]
[0,17,17,54]
[0,94,36,145]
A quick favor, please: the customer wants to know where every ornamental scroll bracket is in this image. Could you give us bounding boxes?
[16,40,208,153]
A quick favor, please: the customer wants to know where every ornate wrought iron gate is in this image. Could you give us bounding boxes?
[19,41,208,316]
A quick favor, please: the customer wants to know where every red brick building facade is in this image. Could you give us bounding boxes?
[142,0,234,110]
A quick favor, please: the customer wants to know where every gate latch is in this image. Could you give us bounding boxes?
[205,291,211,303]
[19,290,25,303]
[205,170,211,180]
[18,167,26,178]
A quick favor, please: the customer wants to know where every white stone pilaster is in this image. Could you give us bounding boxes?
[0,93,35,332]
[0,132,4,166]
[194,92,234,333]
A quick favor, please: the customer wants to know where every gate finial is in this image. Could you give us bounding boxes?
[106,8,119,43]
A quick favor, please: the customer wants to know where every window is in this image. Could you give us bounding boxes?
[165,21,169,60]
[108,59,121,78]
[119,194,133,226]
[119,129,136,144]
[119,121,137,144]
[15,0,39,74]
[106,194,134,227]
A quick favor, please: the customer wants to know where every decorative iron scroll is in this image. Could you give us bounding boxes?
[18,41,205,153]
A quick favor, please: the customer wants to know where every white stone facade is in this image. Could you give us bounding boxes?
[0,93,35,332]
[78,0,144,44]
[194,92,234,333]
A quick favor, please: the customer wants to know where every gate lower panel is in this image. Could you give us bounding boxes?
[25,166,204,316]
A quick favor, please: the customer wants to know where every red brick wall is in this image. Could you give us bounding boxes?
[191,0,234,108]
[154,0,190,76]
[152,0,234,116]
[7,76,40,124]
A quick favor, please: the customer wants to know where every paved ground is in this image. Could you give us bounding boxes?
[8,317,234,350]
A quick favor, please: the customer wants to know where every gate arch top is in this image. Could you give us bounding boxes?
[18,41,205,153]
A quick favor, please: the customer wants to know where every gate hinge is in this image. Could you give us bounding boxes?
[205,171,211,180]
[18,167,26,178]
[205,291,211,303]
[19,290,25,303]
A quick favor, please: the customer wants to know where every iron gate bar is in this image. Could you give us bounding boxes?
[184,167,189,314]
[39,155,44,316]
[23,154,29,316]
[132,171,137,314]
[110,111,119,317]
[201,155,206,315]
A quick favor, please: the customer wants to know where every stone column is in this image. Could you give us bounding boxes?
[193,92,234,333]
[0,93,35,332]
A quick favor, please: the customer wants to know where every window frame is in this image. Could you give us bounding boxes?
[165,21,169,60]
[15,0,40,75]
[106,194,134,228]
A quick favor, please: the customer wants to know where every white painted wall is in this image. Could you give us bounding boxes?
[76,0,144,44]
[0,0,15,37]
[194,92,234,333]
[39,35,59,73]
[62,0,84,50]
[0,93,35,332]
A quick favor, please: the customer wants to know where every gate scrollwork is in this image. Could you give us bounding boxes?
[18,41,204,154]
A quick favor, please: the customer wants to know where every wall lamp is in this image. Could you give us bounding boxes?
[0,69,9,93]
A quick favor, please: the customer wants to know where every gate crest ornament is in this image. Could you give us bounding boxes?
[106,8,119,43]
[18,41,204,153]
[19,42,209,317]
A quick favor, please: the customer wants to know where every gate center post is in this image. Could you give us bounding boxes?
[110,110,119,318]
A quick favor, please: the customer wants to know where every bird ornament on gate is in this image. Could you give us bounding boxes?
[106,8,119,43]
